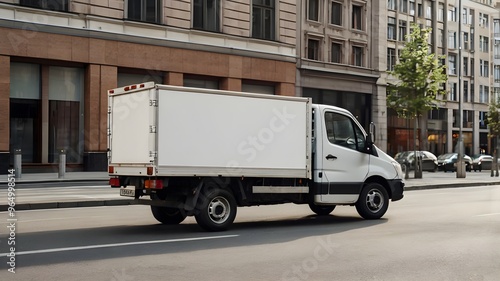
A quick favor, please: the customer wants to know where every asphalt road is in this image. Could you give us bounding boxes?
[0,185,499,281]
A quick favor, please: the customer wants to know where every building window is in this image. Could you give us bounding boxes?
[352,45,364,67]
[425,0,432,19]
[448,54,456,75]
[387,48,396,71]
[193,0,220,32]
[409,1,415,15]
[184,75,220,89]
[495,65,500,83]
[252,0,275,40]
[464,81,469,102]
[331,42,342,63]
[388,0,396,10]
[463,58,468,76]
[495,40,500,59]
[399,0,407,13]
[308,0,319,21]
[480,60,489,77]
[462,7,467,24]
[479,85,489,103]
[388,17,396,40]
[495,19,500,37]
[471,82,475,102]
[471,58,475,76]
[331,1,342,26]
[417,3,423,17]
[463,32,469,50]
[10,63,41,164]
[352,4,363,31]
[479,13,489,28]
[448,7,456,22]
[398,20,407,41]
[242,81,275,94]
[480,36,489,53]
[448,31,456,49]
[479,112,488,129]
[449,82,457,101]
[128,0,161,23]
[438,3,444,21]
[307,38,320,60]
[20,0,68,11]
[438,29,444,47]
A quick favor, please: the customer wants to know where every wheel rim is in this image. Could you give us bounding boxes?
[365,188,384,213]
[207,196,231,224]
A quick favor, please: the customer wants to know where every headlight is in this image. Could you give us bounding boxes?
[392,161,404,179]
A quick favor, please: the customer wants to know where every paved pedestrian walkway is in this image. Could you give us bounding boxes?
[1,170,500,211]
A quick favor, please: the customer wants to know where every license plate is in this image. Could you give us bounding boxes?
[120,188,135,197]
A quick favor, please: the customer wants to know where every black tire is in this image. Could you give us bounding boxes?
[309,203,336,216]
[151,206,187,225]
[195,188,237,231]
[355,183,389,220]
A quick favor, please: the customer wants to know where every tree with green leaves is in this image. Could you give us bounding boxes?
[387,24,448,178]
[487,98,500,177]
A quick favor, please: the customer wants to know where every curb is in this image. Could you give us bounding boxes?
[0,199,136,212]
[405,181,500,191]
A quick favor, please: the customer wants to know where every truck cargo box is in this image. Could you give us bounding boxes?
[108,83,312,179]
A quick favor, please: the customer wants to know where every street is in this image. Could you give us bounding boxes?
[1,185,499,281]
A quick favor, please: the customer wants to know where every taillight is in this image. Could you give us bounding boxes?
[145,180,163,189]
[147,166,153,175]
[109,178,120,187]
[108,166,114,174]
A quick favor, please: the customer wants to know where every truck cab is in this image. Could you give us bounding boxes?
[311,104,404,219]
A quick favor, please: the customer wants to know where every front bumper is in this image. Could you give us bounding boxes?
[388,179,404,201]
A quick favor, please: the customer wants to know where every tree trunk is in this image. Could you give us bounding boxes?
[419,114,429,151]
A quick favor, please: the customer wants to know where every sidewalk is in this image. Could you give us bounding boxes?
[1,170,500,211]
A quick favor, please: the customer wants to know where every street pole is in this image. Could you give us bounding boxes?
[456,0,466,178]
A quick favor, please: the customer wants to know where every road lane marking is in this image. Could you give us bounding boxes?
[0,234,239,257]
[476,213,500,217]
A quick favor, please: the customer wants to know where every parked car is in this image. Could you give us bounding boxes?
[437,153,472,172]
[394,151,438,172]
[472,154,493,171]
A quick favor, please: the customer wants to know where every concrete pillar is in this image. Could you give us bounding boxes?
[164,72,183,86]
[276,83,295,96]
[221,78,241,91]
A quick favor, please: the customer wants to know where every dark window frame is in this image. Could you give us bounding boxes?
[20,0,68,11]
[252,0,276,40]
[127,0,162,24]
[193,0,221,32]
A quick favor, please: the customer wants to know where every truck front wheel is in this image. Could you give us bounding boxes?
[195,188,237,231]
[151,206,187,225]
[309,203,336,216]
[355,183,389,219]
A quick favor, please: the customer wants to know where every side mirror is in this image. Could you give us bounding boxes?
[367,122,376,144]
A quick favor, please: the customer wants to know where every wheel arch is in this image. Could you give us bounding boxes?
[364,175,392,199]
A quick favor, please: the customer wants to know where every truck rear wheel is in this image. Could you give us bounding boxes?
[151,206,187,225]
[195,188,237,231]
[309,204,336,216]
[355,183,389,219]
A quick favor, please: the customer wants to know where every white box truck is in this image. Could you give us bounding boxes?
[108,82,404,231]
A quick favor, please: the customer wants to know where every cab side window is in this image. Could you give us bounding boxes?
[325,112,365,151]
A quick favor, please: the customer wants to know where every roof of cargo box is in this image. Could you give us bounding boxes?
[108,82,312,104]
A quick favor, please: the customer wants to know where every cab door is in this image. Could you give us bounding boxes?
[318,109,370,204]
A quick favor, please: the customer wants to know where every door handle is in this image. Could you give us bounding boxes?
[326,154,337,160]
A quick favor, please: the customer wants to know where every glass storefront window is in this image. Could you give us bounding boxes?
[10,62,41,164]
[48,66,84,164]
